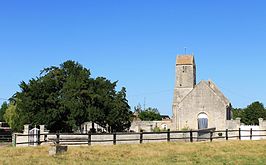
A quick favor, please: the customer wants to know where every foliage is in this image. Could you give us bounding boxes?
[232,108,243,120]
[233,101,266,125]
[242,102,266,125]
[0,102,8,121]
[10,60,132,132]
[152,126,168,132]
[133,104,162,121]
[137,107,161,121]
[3,102,20,131]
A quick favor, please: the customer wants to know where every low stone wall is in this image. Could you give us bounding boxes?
[259,118,266,129]
[226,118,241,130]
[130,120,173,132]
[240,125,261,140]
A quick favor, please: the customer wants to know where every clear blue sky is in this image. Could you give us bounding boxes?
[0,1,266,115]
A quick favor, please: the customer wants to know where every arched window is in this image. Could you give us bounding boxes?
[198,113,208,129]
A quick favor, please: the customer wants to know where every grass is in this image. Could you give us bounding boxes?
[1,141,266,165]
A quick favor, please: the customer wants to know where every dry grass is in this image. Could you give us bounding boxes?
[1,141,266,165]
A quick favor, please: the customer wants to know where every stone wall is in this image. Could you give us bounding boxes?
[173,58,195,105]
[14,124,49,147]
[226,118,241,130]
[175,81,229,130]
[129,120,173,132]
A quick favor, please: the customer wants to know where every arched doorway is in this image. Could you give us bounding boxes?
[198,113,208,129]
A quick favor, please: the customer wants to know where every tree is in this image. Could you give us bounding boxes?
[11,60,132,132]
[232,108,244,120]
[138,107,162,121]
[4,102,21,131]
[241,102,266,125]
[0,102,8,121]
[87,78,133,132]
[106,87,132,132]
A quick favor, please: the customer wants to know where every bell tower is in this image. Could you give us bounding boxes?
[173,55,196,105]
[172,55,196,130]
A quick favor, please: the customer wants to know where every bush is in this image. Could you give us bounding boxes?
[153,127,161,132]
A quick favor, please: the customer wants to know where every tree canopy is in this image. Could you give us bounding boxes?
[8,60,132,132]
[232,101,266,125]
[135,105,162,121]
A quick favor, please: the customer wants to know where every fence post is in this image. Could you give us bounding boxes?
[250,128,252,140]
[167,129,170,142]
[190,130,193,143]
[88,132,91,146]
[13,134,17,147]
[113,132,116,145]
[37,130,41,145]
[140,130,143,144]
[56,132,60,145]
[239,128,241,140]
[210,131,213,142]
[226,129,228,141]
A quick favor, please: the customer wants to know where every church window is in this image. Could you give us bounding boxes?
[182,66,187,73]
[226,107,232,120]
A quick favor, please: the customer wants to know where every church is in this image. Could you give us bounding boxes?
[172,55,232,130]
[130,54,235,132]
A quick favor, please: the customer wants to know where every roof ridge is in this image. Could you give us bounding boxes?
[205,80,230,105]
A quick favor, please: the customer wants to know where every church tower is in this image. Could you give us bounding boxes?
[173,55,196,105]
[172,55,196,130]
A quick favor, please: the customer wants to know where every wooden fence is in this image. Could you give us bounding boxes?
[0,134,12,143]
[13,128,266,147]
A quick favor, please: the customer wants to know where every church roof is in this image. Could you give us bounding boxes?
[176,55,194,65]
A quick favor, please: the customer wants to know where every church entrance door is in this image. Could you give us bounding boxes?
[198,113,208,129]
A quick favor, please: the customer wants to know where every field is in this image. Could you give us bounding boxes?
[1,141,266,165]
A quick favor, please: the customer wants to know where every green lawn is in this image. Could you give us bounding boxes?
[1,140,266,165]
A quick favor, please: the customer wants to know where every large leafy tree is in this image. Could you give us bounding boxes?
[241,102,266,125]
[233,101,266,125]
[11,60,132,132]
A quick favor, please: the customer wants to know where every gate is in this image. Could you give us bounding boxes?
[29,127,40,146]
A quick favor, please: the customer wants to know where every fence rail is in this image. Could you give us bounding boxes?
[0,134,12,143]
[13,128,266,147]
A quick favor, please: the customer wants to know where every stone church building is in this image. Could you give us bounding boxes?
[129,54,235,132]
[172,55,232,130]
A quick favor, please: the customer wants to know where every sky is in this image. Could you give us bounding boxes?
[0,1,266,116]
